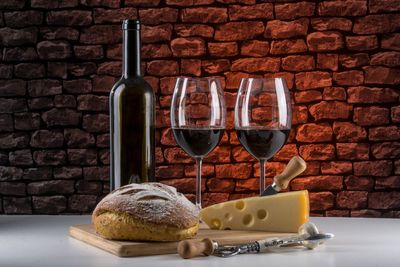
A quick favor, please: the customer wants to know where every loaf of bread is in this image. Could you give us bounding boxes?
[92,183,200,241]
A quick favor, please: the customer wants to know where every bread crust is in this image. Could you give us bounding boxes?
[92,183,200,241]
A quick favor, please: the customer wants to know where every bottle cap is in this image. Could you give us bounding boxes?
[122,20,140,30]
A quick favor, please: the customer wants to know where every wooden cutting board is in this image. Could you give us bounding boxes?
[69,224,293,257]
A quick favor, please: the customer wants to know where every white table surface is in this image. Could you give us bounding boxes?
[0,215,399,267]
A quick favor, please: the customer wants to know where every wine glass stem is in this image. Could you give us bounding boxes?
[259,159,266,195]
[195,157,203,209]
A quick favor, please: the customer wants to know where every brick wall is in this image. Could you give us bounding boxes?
[0,0,399,216]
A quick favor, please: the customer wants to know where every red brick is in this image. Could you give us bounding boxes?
[30,130,64,148]
[231,57,280,73]
[370,52,400,67]
[171,37,205,57]
[365,66,400,85]
[68,62,97,77]
[275,2,315,20]
[292,105,308,125]
[3,47,37,62]
[354,14,400,34]
[291,175,343,191]
[125,0,160,6]
[82,114,109,133]
[333,70,364,86]
[229,3,273,20]
[240,40,269,57]
[346,35,378,51]
[207,178,235,193]
[371,142,400,159]
[392,106,400,123]
[155,165,184,179]
[262,72,293,90]
[215,163,252,179]
[37,41,71,60]
[204,146,231,163]
[345,175,374,191]
[174,24,214,38]
[337,191,368,209]
[296,123,332,143]
[94,8,136,24]
[215,21,264,41]
[369,192,400,209]
[147,60,179,76]
[337,143,369,160]
[326,210,350,217]
[253,162,285,178]
[142,24,172,43]
[97,59,121,75]
[295,71,332,90]
[311,17,352,31]
[67,149,97,166]
[376,176,400,190]
[322,87,346,101]
[236,178,259,192]
[282,55,314,72]
[299,144,335,160]
[369,126,400,141]
[208,42,238,57]
[309,101,351,120]
[181,7,227,23]
[369,0,400,13]
[333,122,366,142]
[309,192,334,211]
[166,0,213,6]
[272,144,298,161]
[47,10,91,26]
[270,39,307,55]
[80,25,121,44]
[138,8,178,25]
[179,59,200,76]
[382,33,400,51]
[317,54,338,71]
[321,161,352,175]
[164,148,193,164]
[265,18,308,39]
[339,53,370,68]
[202,60,230,74]
[184,164,214,177]
[232,146,254,162]
[348,87,397,104]
[318,0,367,16]
[354,106,389,126]
[354,160,392,177]
[307,31,343,52]
[1,0,26,9]
[142,44,171,59]
[203,193,230,207]
[294,90,322,104]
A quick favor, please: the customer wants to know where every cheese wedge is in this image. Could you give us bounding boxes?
[200,190,309,233]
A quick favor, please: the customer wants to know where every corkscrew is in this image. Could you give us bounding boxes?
[177,222,334,259]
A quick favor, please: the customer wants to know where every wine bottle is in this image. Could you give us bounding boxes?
[109,20,155,190]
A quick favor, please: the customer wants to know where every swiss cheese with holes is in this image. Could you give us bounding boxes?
[200,190,309,233]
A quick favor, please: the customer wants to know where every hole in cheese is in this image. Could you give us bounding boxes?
[257,209,268,220]
[211,218,221,229]
[235,200,245,210]
[242,214,254,226]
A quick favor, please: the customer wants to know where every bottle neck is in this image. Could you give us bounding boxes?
[122,29,141,78]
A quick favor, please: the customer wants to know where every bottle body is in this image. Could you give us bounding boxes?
[109,20,155,191]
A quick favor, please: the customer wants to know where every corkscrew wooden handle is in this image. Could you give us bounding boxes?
[177,238,215,259]
[273,156,307,190]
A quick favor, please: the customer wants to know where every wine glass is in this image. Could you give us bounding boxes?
[234,78,292,195]
[171,77,226,208]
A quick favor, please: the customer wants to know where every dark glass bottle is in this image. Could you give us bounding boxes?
[109,20,155,190]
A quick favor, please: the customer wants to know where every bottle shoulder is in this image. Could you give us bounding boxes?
[111,76,155,96]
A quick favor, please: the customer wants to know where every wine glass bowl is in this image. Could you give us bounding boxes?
[171,77,226,208]
[234,78,292,195]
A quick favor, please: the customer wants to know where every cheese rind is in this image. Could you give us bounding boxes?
[200,190,309,233]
